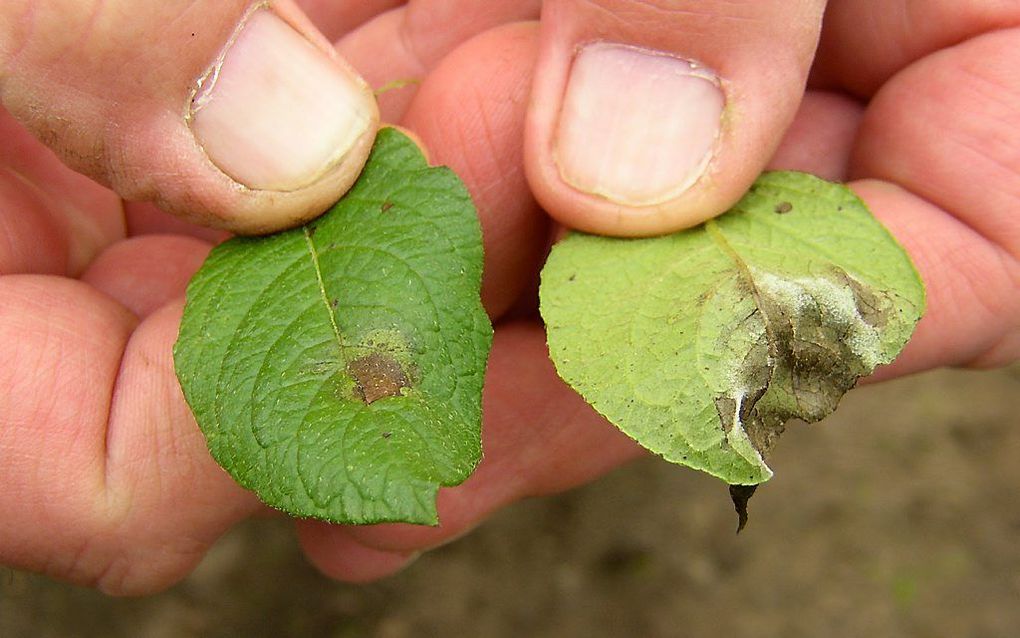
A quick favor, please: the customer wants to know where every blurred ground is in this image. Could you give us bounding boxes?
[2,365,1019,638]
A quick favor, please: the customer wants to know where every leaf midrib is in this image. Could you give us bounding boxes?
[303,227,350,366]
[706,219,761,304]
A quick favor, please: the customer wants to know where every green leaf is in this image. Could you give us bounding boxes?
[174,128,492,525]
[540,172,925,485]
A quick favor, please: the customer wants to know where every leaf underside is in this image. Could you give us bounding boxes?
[174,129,493,525]
[540,172,925,485]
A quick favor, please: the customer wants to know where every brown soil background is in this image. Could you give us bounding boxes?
[3,365,1019,637]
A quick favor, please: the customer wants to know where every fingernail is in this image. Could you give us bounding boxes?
[190,10,374,191]
[555,43,724,206]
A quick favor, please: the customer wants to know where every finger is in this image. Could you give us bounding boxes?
[335,0,541,121]
[123,201,231,245]
[766,90,864,181]
[851,181,1020,380]
[296,323,643,573]
[294,0,404,41]
[0,109,124,276]
[396,23,548,318]
[525,0,826,236]
[847,29,1020,373]
[297,523,419,583]
[812,0,1020,96]
[102,301,263,593]
[0,1,378,235]
[0,280,260,594]
[80,235,213,317]
[850,29,1020,258]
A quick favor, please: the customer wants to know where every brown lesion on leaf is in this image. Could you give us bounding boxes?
[347,352,411,404]
[713,368,782,459]
[712,299,777,451]
[745,413,786,461]
[704,247,906,533]
[713,266,891,458]
[845,273,890,329]
[751,267,892,424]
[714,396,738,433]
[774,201,793,214]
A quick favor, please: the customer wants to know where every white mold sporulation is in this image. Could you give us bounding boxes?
[751,268,884,369]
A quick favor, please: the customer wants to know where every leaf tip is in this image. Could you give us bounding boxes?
[729,483,758,534]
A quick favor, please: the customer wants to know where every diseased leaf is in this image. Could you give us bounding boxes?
[174,128,492,525]
[540,171,925,487]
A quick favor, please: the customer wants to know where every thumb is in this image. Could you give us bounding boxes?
[525,0,825,236]
[0,1,378,235]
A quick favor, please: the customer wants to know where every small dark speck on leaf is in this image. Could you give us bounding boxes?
[307,224,318,237]
[729,484,758,534]
[774,201,793,214]
[331,298,339,309]
[382,431,392,439]
[568,274,576,282]
[381,201,394,213]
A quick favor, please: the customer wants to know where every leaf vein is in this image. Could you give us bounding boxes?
[304,227,349,362]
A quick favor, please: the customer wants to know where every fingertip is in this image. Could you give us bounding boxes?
[766,90,864,180]
[180,5,380,235]
[296,521,419,583]
[848,179,1020,377]
[383,124,432,164]
[188,7,378,194]
[2,1,380,237]
[526,0,824,236]
[80,234,212,317]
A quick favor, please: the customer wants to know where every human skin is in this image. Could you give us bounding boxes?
[1,1,1018,594]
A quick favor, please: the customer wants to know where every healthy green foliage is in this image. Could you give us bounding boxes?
[540,172,925,486]
[174,128,492,525]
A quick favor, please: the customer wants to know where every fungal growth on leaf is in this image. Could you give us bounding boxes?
[540,172,925,530]
[348,352,411,404]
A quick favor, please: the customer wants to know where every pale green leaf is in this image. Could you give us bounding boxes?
[174,128,492,525]
[540,172,925,485]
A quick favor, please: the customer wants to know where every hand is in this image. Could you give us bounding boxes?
[1,0,1017,595]
[301,0,1020,582]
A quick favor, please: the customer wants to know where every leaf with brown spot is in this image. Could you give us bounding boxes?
[174,129,492,525]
